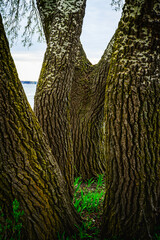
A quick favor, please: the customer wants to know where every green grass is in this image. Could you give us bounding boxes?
[73,174,105,214]
[2,178,160,240]
[0,199,24,240]
[59,174,160,240]
[58,174,105,239]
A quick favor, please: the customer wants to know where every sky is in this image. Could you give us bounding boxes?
[10,0,122,82]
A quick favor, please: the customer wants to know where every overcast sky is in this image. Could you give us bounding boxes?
[11,0,122,82]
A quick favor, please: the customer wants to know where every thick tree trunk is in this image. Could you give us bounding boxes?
[71,37,115,180]
[0,14,81,240]
[102,1,160,239]
[35,0,116,182]
[34,0,86,195]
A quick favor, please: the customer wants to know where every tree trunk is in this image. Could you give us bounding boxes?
[34,0,87,195]
[102,0,160,239]
[0,14,81,240]
[35,0,116,182]
[71,37,115,180]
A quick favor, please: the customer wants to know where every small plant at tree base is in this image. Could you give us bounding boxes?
[73,175,105,214]
[97,174,104,188]
[87,178,95,187]
[59,174,160,239]
[0,199,24,240]
[71,174,105,239]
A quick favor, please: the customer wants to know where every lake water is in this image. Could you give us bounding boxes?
[22,83,37,109]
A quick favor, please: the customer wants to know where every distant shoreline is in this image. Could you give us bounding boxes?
[21,81,37,84]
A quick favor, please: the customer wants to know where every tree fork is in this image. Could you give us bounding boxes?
[71,36,115,180]
[35,0,116,181]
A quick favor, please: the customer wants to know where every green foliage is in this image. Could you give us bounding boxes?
[87,178,95,187]
[59,175,160,239]
[97,174,104,188]
[155,234,160,240]
[73,175,105,214]
[58,232,71,240]
[58,175,105,239]
[0,199,24,240]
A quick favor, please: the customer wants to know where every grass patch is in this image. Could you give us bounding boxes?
[73,175,105,215]
[62,174,105,239]
[60,175,160,240]
[2,178,160,240]
[0,199,24,240]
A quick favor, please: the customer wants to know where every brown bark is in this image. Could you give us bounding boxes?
[34,0,116,182]
[71,37,115,180]
[102,1,160,239]
[35,1,115,181]
[0,13,81,240]
[34,0,87,195]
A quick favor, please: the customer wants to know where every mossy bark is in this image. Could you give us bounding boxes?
[71,37,115,180]
[102,1,160,239]
[34,0,87,195]
[35,0,115,181]
[0,14,81,240]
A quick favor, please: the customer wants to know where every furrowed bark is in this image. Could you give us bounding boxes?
[34,0,87,196]
[102,1,160,239]
[35,0,116,182]
[71,36,115,180]
[0,14,81,240]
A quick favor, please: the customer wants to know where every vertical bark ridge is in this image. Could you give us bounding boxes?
[0,14,81,240]
[34,0,87,196]
[102,1,160,239]
[35,0,116,182]
[71,36,115,180]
